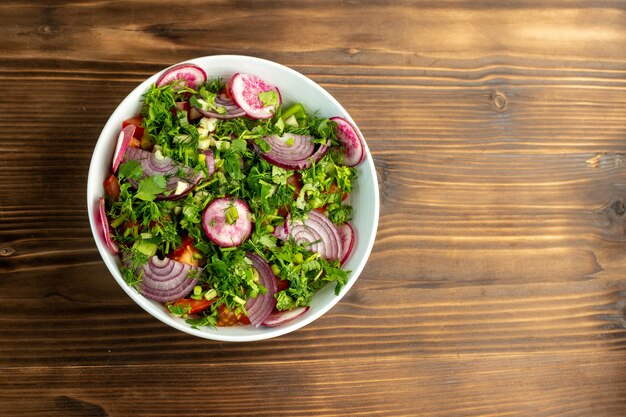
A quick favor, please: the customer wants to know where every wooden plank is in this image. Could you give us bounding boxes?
[1,352,626,416]
[2,0,626,416]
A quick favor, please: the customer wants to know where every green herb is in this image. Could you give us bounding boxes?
[118,160,142,180]
[258,90,279,107]
[135,175,167,201]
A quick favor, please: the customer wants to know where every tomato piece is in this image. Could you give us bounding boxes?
[217,305,250,326]
[275,277,289,292]
[122,115,144,139]
[222,84,232,99]
[103,174,120,201]
[173,298,215,314]
[287,172,303,198]
[128,137,141,149]
[169,235,204,267]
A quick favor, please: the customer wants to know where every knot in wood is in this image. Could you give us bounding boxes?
[492,92,507,111]
[0,246,14,257]
[611,200,625,217]
[38,25,52,34]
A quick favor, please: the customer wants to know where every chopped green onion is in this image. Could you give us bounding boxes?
[204,289,217,301]
[224,205,239,225]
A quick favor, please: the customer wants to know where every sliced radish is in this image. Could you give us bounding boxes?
[112,124,136,173]
[337,222,355,265]
[98,197,119,253]
[156,63,207,90]
[229,73,281,119]
[261,306,310,328]
[202,197,253,247]
[330,116,365,167]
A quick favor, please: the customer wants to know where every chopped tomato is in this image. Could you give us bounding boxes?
[314,182,349,213]
[328,182,348,201]
[222,84,232,99]
[169,235,204,267]
[103,174,120,201]
[277,206,290,218]
[275,277,289,292]
[122,115,144,138]
[217,304,250,326]
[287,172,303,198]
[129,136,141,149]
[173,297,216,314]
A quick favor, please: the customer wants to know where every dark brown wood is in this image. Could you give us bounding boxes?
[2,1,626,416]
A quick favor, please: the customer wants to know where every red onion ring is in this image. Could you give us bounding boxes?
[123,147,205,200]
[275,211,343,261]
[140,257,201,302]
[262,306,310,328]
[192,94,246,119]
[253,136,330,171]
[244,253,277,327]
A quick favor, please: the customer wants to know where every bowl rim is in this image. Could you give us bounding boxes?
[87,55,379,342]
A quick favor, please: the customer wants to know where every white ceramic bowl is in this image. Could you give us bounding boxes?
[87,55,379,342]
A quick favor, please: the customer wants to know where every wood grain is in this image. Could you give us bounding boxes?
[2,1,626,416]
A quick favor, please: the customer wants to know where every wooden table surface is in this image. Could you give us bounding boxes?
[2,1,626,416]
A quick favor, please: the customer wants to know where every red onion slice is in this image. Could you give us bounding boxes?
[123,148,205,200]
[244,253,277,327]
[337,222,356,265]
[277,211,343,261]
[253,136,329,171]
[203,150,215,176]
[140,256,201,302]
[192,95,247,119]
[262,306,310,328]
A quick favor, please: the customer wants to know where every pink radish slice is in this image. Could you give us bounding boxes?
[337,222,355,265]
[156,63,207,90]
[202,197,253,247]
[98,197,119,253]
[330,117,365,167]
[229,73,281,119]
[262,306,310,328]
[112,124,136,173]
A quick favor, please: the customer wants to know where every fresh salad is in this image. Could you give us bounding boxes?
[98,63,365,328]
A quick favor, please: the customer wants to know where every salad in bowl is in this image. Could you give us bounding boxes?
[88,56,379,341]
